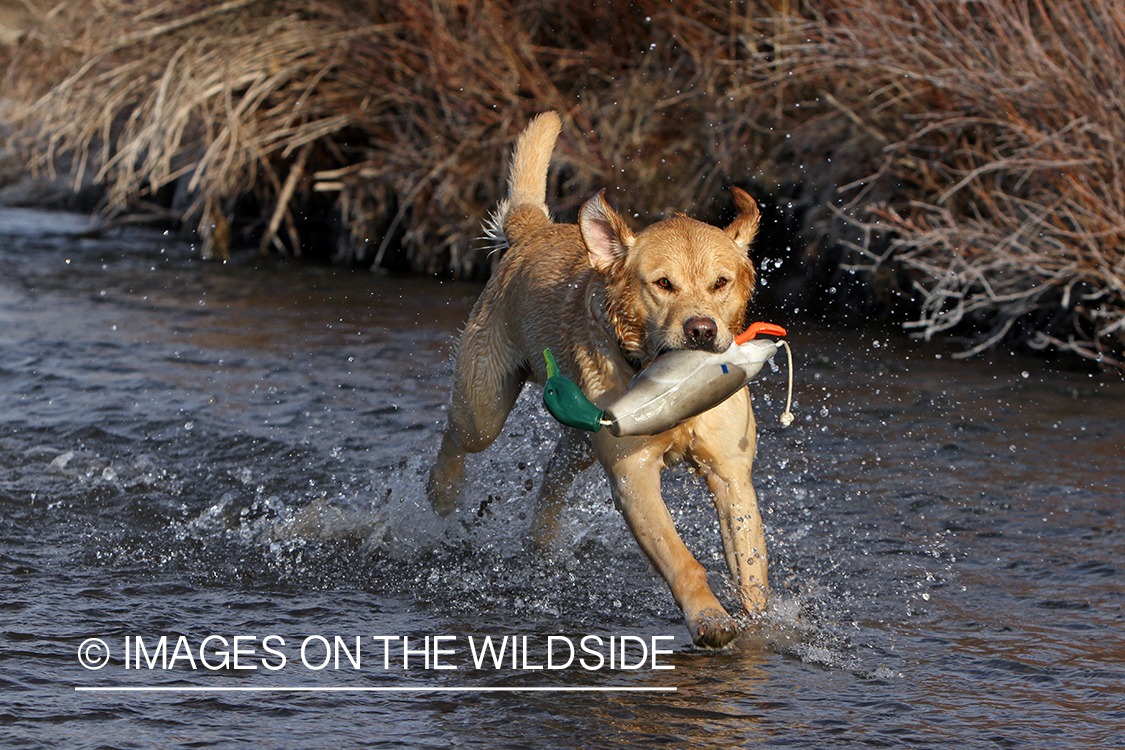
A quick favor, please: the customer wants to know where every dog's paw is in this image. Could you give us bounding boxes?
[689,608,741,650]
[425,471,460,517]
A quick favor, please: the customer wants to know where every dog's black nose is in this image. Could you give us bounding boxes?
[683,316,717,347]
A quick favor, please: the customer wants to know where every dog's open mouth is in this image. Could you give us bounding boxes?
[684,339,727,353]
[651,340,726,359]
[670,336,730,354]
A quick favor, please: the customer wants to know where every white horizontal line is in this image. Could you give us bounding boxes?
[76,686,676,693]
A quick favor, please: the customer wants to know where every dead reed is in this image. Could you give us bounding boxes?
[2,0,1123,367]
[3,0,773,271]
[751,0,1125,366]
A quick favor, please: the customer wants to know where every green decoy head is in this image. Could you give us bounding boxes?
[542,349,603,432]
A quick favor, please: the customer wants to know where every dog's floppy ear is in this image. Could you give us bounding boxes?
[580,190,635,273]
[724,187,760,253]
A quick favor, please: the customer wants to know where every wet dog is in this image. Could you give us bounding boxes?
[428,112,765,648]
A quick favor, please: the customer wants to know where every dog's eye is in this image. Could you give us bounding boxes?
[713,277,729,291]
[654,277,674,292]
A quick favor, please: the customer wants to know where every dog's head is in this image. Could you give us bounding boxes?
[580,187,760,364]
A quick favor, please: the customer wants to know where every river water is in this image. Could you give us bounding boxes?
[1,208,1122,748]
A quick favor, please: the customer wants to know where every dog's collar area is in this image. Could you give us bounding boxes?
[586,285,644,371]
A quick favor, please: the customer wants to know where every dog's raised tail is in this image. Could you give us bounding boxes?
[484,112,561,249]
[507,111,561,214]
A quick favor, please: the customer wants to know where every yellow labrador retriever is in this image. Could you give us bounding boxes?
[428,112,765,648]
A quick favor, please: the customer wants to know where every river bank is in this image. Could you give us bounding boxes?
[2,0,1123,369]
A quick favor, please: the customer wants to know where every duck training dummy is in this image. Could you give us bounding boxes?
[543,321,793,436]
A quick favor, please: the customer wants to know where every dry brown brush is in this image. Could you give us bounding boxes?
[755,0,1125,366]
[2,0,773,272]
[2,0,1124,367]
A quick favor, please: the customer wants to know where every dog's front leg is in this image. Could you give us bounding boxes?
[428,431,468,516]
[690,392,770,615]
[595,434,740,649]
[702,468,768,613]
[531,430,596,549]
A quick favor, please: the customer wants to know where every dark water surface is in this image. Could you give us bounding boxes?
[1,209,1122,749]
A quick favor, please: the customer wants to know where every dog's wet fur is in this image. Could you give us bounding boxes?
[428,112,767,648]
